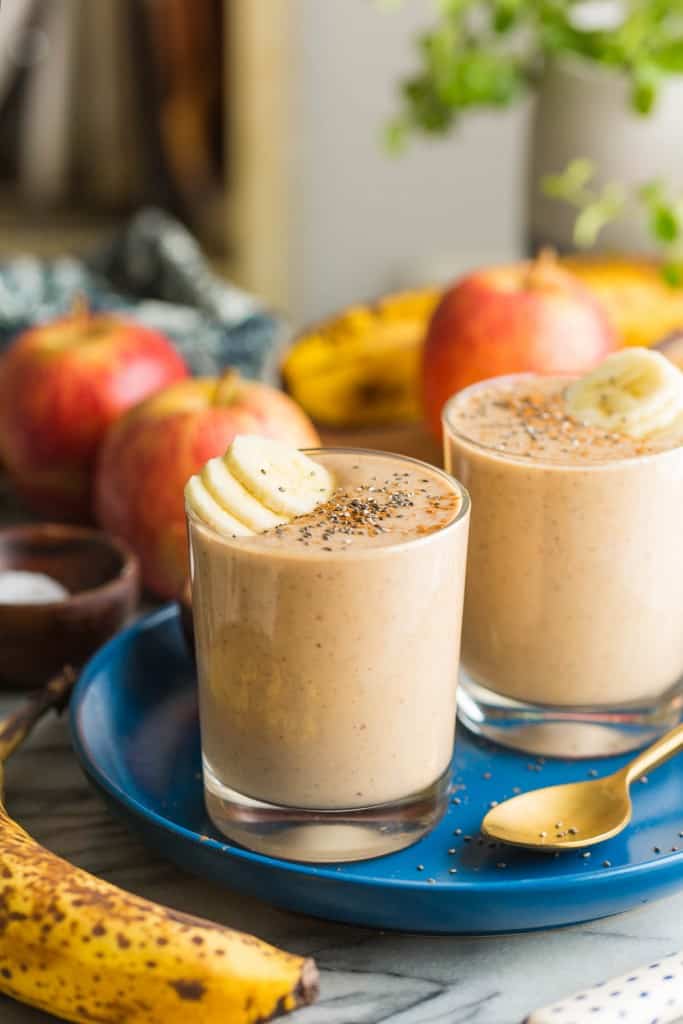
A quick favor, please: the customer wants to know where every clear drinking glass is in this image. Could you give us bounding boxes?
[187,448,470,862]
[443,376,683,759]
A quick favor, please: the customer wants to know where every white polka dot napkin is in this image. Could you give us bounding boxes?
[526,952,683,1024]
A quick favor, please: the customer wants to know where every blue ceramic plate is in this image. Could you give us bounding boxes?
[70,606,683,934]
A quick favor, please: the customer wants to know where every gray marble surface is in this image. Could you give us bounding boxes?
[1,695,683,1024]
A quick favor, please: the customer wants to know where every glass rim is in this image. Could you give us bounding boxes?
[442,373,683,470]
[185,446,470,557]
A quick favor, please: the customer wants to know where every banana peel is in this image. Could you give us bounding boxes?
[0,670,318,1024]
[562,256,683,348]
[282,289,440,427]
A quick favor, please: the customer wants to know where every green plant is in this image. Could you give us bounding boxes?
[388,0,683,151]
[543,159,683,284]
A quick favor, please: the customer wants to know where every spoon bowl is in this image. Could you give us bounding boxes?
[482,772,632,850]
[482,722,683,851]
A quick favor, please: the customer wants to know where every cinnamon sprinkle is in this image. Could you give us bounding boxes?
[451,378,681,462]
[266,473,460,551]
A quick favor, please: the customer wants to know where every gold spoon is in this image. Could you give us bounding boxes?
[482,723,683,851]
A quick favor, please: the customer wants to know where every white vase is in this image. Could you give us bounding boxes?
[529,55,683,253]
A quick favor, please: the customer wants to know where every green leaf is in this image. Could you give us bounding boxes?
[573,206,606,247]
[631,63,660,115]
[384,117,409,154]
[652,39,683,72]
[436,0,469,16]
[639,181,665,206]
[661,262,683,288]
[492,0,523,33]
[572,185,625,247]
[651,204,680,244]
[541,158,595,203]
[455,50,525,106]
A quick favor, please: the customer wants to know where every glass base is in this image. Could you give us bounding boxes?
[457,670,683,759]
[203,760,451,863]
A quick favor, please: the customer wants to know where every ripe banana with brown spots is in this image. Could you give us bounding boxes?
[0,670,319,1023]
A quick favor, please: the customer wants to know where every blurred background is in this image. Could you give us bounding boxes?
[0,0,527,325]
[3,0,683,604]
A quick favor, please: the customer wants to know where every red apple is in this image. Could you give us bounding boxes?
[0,303,188,519]
[422,254,617,438]
[94,372,321,598]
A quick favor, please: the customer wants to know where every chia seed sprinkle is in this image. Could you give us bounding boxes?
[260,460,461,552]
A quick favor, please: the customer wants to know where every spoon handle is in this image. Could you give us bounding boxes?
[622,723,683,785]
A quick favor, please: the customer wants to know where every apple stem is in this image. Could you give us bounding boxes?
[70,292,91,322]
[537,246,558,266]
[214,369,242,405]
[525,247,559,290]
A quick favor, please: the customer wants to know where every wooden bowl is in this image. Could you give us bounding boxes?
[0,524,140,688]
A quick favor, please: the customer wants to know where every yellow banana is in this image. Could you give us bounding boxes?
[0,671,319,1024]
[282,289,440,427]
[562,255,683,348]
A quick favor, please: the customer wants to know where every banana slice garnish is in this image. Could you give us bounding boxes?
[201,456,287,532]
[565,347,683,439]
[185,476,254,537]
[186,435,334,536]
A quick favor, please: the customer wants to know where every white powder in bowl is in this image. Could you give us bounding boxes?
[0,570,69,604]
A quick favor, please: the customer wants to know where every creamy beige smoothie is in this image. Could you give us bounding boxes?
[444,373,683,711]
[187,450,469,813]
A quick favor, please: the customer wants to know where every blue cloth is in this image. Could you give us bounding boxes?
[0,208,285,381]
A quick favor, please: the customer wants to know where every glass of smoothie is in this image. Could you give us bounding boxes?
[186,437,470,862]
[443,348,683,758]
